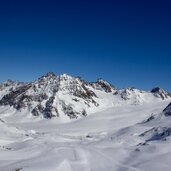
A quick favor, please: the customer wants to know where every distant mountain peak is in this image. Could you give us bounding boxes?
[151,87,163,93]
[151,87,171,100]
[96,79,113,86]
[46,71,56,77]
[39,72,57,80]
[91,78,116,93]
[3,79,15,86]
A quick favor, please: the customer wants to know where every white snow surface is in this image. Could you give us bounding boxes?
[0,99,171,171]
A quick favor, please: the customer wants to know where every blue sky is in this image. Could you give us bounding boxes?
[0,0,171,91]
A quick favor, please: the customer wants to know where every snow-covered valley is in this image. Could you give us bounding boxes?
[0,72,171,171]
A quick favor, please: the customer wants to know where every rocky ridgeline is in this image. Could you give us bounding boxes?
[0,72,115,119]
[0,72,170,119]
[151,87,171,100]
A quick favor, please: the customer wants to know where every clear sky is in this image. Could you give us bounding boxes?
[0,0,171,91]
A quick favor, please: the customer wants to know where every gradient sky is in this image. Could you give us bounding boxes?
[0,0,171,91]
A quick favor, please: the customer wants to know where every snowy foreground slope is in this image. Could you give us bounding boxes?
[0,72,171,171]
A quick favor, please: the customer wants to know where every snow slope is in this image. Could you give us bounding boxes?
[0,100,171,171]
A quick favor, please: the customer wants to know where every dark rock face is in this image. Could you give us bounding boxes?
[32,94,48,102]
[61,101,87,119]
[163,103,171,116]
[151,87,171,100]
[0,85,32,110]
[72,84,99,107]
[140,127,171,141]
[31,98,59,118]
[44,96,59,118]
[73,84,97,100]
[62,102,78,119]
[120,89,131,100]
[142,115,155,123]
[91,79,116,93]
[96,80,114,92]
[0,80,25,101]
[32,104,45,116]
[151,87,160,93]
[1,79,14,87]
[139,103,171,143]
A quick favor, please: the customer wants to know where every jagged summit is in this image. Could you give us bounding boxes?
[151,87,161,92]
[90,78,116,93]
[1,79,24,87]
[45,71,56,77]
[0,72,170,119]
[3,79,15,86]
[96,79,116,92]
[151,87,171,100]
[38,71,57,81]
[114,87,145,102]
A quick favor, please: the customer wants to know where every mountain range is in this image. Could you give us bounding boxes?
[0,72,170,120]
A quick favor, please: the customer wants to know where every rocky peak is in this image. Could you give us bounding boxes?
[96,79,113,87]
[0,80,13,91]
[0,79,25,93]
[114,87,146,104]
[151,87,171,100]
[91,79,116,93]
[151,87,163,93]
[114,88,132,100]
[38,72,57,81]
[3,79,15,86]
[45,71,56,77]
[1,79,24,87]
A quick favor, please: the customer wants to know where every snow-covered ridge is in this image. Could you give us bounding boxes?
[0,72,170,120]
[127,102,171,144]
[151,87,171,100]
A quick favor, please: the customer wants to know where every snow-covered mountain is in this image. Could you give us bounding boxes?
[0,72,170,120]
[0,72,171,171]
[151,87,171,100]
